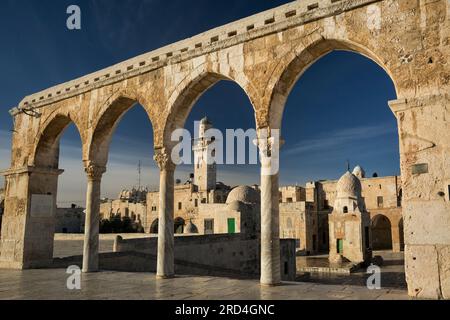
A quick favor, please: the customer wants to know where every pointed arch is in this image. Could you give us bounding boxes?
[162,66,259,146]
[33,112,84,169]
[267,37,400,130]
[88,89,157,167]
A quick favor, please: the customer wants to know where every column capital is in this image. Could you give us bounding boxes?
[84,164,106,181]
[154,148,176,172]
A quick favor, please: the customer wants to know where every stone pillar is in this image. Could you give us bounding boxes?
[0,166,63,269]
[154,149,175,279]
[391,225,401,253]
[389,97,450,299]
[256,130,282,286]
[82,164,105,273]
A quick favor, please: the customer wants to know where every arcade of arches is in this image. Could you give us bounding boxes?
[0,0,449,299]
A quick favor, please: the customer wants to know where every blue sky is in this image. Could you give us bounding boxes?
[0,0,399,206]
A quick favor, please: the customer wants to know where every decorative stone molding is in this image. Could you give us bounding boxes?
[84,164,106,181]
[154,148,176,172]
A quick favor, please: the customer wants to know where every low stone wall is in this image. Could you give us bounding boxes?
[114,234,296,281]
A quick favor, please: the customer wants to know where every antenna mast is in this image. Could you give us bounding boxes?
[138,161,142,190]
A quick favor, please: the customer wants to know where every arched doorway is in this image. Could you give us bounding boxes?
[150,219,159,234]
[372,214,393,250]
[174,217,185,234]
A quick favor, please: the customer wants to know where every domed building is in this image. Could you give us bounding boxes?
[328,170,372,264]
[352,165,366,179]
[226,186,260,205]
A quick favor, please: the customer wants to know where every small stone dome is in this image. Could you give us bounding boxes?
[226,186,260,204]
[184,220,199,234]
[336,171,362,199]
[228,200,246,211]
[352,165,366,179]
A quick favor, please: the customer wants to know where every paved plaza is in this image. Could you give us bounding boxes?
[0,237,409,300]
[0,268,408,300]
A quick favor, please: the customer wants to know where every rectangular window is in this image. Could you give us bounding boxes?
[178,202,182,210]
[194,199,198,207]
[286,197,293,203]
[377,196,384,208]
[448,185,450,201]
[204,219,214,234]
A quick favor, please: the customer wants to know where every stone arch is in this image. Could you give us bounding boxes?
[163,68,258,146]
[88,91,156,167]
[33,113,84,169]
[266,37,399,130]
[150,219,159,234]
[371,214,393,250]
[174,217,185,234]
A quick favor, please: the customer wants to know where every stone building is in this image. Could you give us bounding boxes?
[328,170,371,264]
[278,166,403,255]
[55,204,85,234]
[0,189,4,235]
[100,188,148,229]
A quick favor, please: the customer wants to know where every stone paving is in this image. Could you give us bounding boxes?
[0,238,409,300]
[0,268,409,300]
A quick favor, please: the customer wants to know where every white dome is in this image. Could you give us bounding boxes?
[226,186,260,204]
[352,165,366,179]
[336,171,362,199]
[184,220,199,234]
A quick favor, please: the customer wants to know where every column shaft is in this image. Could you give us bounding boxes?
[82,165,104,273]
[260,172,281,285]
[155,151,175,279]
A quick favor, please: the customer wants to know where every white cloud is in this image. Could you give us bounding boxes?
[283,123,397,156]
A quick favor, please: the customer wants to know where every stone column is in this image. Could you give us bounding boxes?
[256,130,282,286]
[82,164,106,273]
[0,166,63,269]
[391,225,401,253]
[389,97,450,299]
[154,149,175,279]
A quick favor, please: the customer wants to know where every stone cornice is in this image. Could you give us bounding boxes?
[1,166,64,177]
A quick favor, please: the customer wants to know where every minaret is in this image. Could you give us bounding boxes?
[193,117,217,191]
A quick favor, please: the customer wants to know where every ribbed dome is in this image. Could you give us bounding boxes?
[352,165,366,179]
[336,171,362,198]
[226,186,260,204]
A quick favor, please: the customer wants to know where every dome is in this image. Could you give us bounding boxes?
[226,186,260,204]
[228,200,246,211]
[184,220,199,234]
[352,165,366,179]
[336,171,362,199]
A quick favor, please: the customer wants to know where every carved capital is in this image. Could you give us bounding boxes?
[154,148,175,171]
[85,165,106,181]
